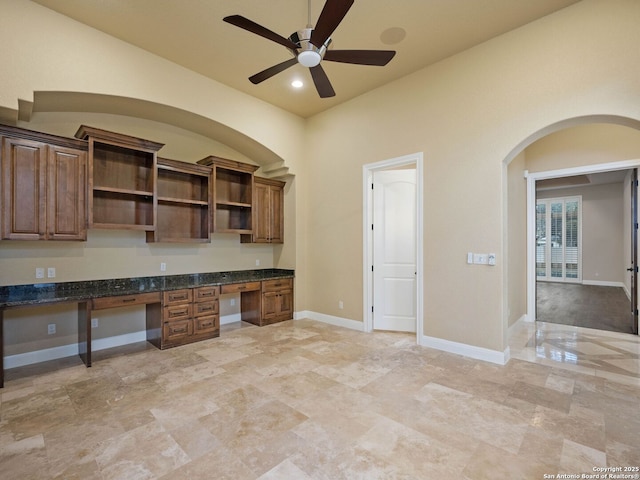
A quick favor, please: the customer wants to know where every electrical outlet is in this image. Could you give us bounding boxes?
[255,259,260,266]
[91,318,99,328]
[230,298,236,307]
[47,267,56,278]
[36,267,45,279]
[160,262,166,272]
[47,323,56,335]
[338,300,344,309]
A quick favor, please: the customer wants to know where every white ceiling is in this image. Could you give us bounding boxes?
[31,0,581,118]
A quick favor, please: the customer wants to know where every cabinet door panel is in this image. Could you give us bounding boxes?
[47,146,87,240]
[277,289,294,319]
[252,181,270,243]
[268,185,284,243]
[1,137,47,239]
[262,291,278,320]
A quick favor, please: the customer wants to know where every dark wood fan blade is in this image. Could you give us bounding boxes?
[249,58,298,84]
[324,49,396,66]
[224,15,299,50]
[310,0,354,49]
[309,64,335,98]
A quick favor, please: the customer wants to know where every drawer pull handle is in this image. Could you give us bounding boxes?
[200,307,212,312]
[201,322,212,328]
[237,285,246,290]
[169,311,187,318]
[122,298,136,303]
[200,292,213,297]
[173,327,187,333]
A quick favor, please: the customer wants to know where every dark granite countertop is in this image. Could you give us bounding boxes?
[0,269,294,308]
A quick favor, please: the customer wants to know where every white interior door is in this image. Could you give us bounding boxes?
[373,169,416,332]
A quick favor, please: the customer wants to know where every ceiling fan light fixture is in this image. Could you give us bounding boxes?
[297,50,322,67]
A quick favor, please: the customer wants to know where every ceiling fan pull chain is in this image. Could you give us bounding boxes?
[307,0,312,28]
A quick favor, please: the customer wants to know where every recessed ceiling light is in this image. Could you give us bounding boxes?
[291,79,304,88]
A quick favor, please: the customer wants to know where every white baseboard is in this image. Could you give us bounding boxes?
[5,330,148,369]
[294,310,365,331]
[6,312,509,369]
[420,334,510,365]
[220,313,242,325]
[582,280,625,288]
[298,310,509,365]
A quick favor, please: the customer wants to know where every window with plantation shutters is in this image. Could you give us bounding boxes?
[536,196,582,282]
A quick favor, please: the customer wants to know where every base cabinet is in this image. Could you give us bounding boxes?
[160,286,219,348]
[261,278,294,325]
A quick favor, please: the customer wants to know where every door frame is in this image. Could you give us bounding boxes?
[363,152,424,342]
[525,159,640,324]
[631,168,638,334]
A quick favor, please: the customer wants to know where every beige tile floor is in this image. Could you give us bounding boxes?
[1,319,639,479]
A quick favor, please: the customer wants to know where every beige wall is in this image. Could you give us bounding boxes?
[507,152,527,328]
[2,0,640,358]
[304,0,640,352]
[537,183,625,284]
[525,124,640,174]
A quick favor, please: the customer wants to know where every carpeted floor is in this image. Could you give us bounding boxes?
[536,282,634,334]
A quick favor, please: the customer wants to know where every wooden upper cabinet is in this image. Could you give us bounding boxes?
[1,126,87,241]
[242,177,285,244]
[148,157,212,243]
[197,156,258,234]
[75,125,163,231]
[46,145,87,240]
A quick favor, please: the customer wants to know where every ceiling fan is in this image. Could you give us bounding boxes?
[223,0,396,98]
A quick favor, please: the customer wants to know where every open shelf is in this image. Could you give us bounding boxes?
[152,201,210,242]
[149,158,212,243]
[92,190,154,230]
[76,125,163,231]
[196,156,258,234]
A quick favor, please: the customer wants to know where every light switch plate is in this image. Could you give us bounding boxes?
[474,254,488,265]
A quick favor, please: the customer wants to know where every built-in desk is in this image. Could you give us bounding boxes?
[0,269,294,387]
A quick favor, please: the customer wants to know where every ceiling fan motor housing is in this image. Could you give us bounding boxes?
[289,28,331,67]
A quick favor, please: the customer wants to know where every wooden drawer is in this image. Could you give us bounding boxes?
[92,292,161,310]
[221,282,261,294]
[163,289,193,305]
[262,278,293,292]
[194,315,219,334]
[163,303,192,321]
[195,286,219,302]
[194,300,218,317]
[163,318,193,342]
